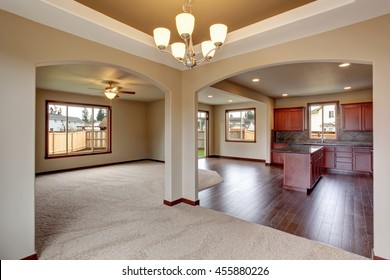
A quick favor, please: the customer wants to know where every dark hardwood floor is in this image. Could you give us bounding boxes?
[198,157,373,258]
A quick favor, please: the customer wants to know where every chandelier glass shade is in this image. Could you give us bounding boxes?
[153,0,227,69]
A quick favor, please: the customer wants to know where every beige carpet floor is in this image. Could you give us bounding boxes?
[198,169,223,191]
[35,160,366,260]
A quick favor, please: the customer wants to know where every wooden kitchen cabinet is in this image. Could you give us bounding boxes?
[310,149,324,188]
[362,103,373,131]
[335,146,353,171]
[283,147,323,192]
[323,146,335,168]
[323,145,372,173]
[353,147,372,172]
[272,143,288,165]
[342,102,373,131]
[274,107,304,131]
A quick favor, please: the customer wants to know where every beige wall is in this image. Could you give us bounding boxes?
[275,89,372,108]
[36,89,151,172]
[147,100,165,161]
[0,45,36,260]
[213,102,267,160]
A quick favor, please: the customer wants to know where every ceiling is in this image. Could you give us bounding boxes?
[36,64,164,102]
[3,0,385,104]
[198,87,253,105]
[228,62,372,98]
[74,0,314,43]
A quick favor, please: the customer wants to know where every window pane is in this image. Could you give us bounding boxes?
[323,104,336,139]
[310,105,323,139]
[92,107,109,151]
[48,103,67,155]
[226,109,255,142]
[68,106,90,155]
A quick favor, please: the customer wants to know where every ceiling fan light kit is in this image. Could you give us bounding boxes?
[104,90,117,100]
[99,81,135,100]
[153,0,227,69]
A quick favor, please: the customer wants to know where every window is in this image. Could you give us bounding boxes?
[46,101,111,158]
[309,102,338,140]
[225,108,256,142]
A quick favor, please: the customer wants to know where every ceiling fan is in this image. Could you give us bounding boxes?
[92,81,135,100]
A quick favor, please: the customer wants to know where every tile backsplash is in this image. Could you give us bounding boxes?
[275,130,373,144]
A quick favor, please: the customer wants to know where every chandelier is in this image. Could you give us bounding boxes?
[153,0,228,69]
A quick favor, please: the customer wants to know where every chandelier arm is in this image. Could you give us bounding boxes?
[196,47,219,66]
[159,49,184,64]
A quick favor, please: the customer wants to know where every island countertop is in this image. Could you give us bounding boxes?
[272,145,323,155]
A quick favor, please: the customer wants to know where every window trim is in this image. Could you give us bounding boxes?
[225,108,256,143]
[45,100,112,159]
[307,101,339,140]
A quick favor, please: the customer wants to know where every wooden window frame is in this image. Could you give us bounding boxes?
[307,101,339,140]
[225,108,256,143]
[45,100,112,159]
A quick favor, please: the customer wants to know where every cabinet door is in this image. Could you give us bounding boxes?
[362,103,373,131]
[342,104,362,131]
[274,108,304,131]
[353,148,372,172]
[288,108,304,131]
[274,109,288,131]
[324,149,335,168]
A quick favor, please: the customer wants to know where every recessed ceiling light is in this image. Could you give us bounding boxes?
[282,93,288,97]
[252,78,260,82]
[344,86,352,90]
[339,63,350,68]
[208,95,213,98]
[228,100,233,103]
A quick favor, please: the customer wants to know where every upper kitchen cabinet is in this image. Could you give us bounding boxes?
[341,102,373,131]
[274,107,305,131]
[361,103,373,131]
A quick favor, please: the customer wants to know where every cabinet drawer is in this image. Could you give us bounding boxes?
[336,147,353,153]
[336,157,353,163]
[336,162,353,170]
[336,152,353,158]
[353,147,372,154]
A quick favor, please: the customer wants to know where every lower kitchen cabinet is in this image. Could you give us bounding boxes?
[310,149,324,187]
[272,143,288,165]
[326,145,372,173]
[335,146,353,171]
[323,146,335,168]
[283,147,324,192]
[353,147,373,172]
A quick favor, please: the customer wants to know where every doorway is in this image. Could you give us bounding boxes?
[197,111,209,158]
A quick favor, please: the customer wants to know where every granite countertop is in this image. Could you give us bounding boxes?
[297,142,373,147]
[272,145,323,155]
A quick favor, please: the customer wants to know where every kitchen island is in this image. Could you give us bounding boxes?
[273,145,324,193]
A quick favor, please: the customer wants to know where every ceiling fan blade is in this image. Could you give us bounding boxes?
[119,90,136,94]
[88,87,102,90]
